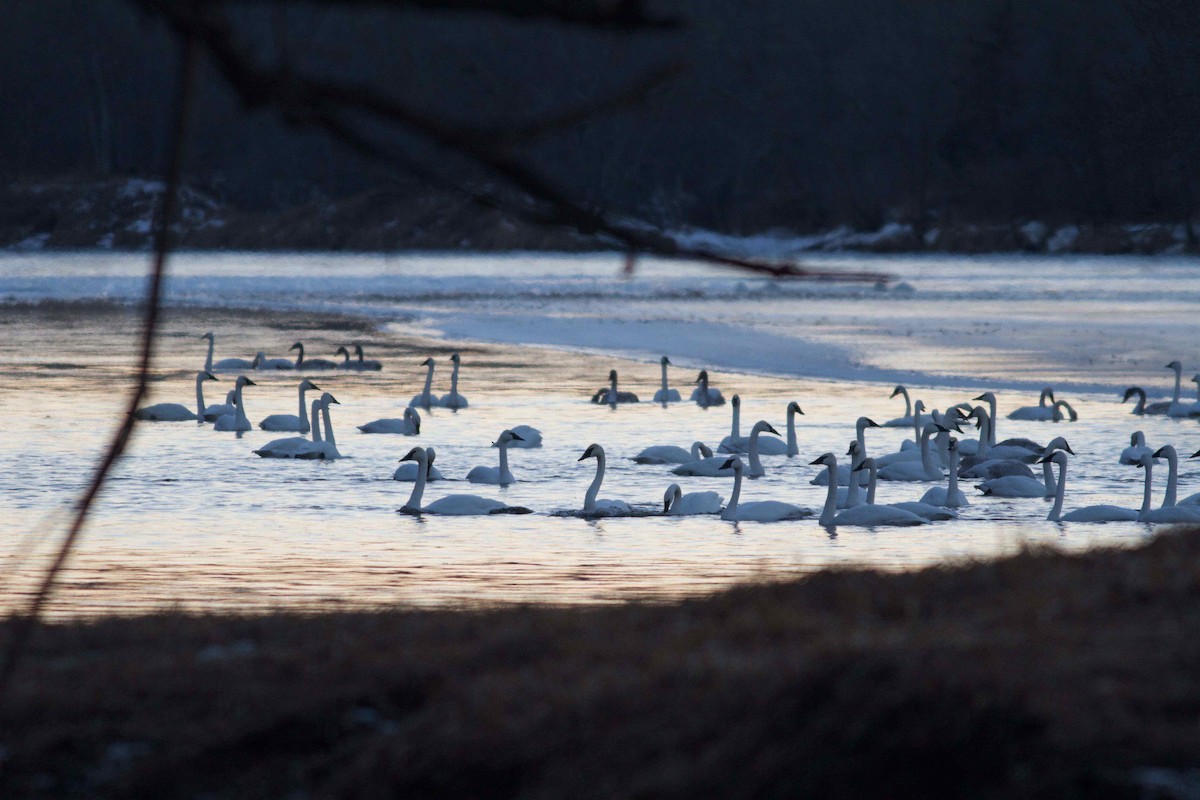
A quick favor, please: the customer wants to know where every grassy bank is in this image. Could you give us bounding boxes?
[4,531,1200,798]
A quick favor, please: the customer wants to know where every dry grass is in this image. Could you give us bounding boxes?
[5,531,1200,798]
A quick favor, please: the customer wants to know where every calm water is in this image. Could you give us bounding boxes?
[2,251,1198,616]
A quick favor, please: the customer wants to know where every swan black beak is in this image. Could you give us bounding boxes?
[327,396,340,404]
[310,383,320,391]
[720,458,736,469]
[865,418,880,428]
[400,448,420,462]
[205,372,217,381]
[809,456,826,466]
[1063,442,1075,455]
[765,423,780,436]
[1191,450,1200,459]
[889,387,902,398]
[972,394,986,401]
[244,378,257,386]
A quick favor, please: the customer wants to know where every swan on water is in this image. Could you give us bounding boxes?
[719,396,787,455]
[670,448,734,477]
[467,429,524,485]
[578,443,634,516]
[504,425,543,448]
[1040,451,1139,522]
[259,380,320,433]
[690,370,726,407]
[254,394,339,459]
[1119,431,1155,465]
[1137,449,1200,523]
[877,423,947,482]
[743,421,783,478]
[591,370,639,405]
[1007,388,1056,421]
[812,417,883,484]
[254,350,295,370]
[1122,386,1170,416]
[358,407,421,435]
[439,353,468,408]
[977,446,1066,498]
[202,331,215,372]
[353,344,383,371]
[409,358,437,409]
[653,356,682,404]
[213,376,257,432]
[205,332,256,372]
[815,453,924,527]
[399,447,531,515]
[662,484,723,515]
[335,346,354,370]
[202,389,237,423]
[835,441,866,508]
[134,371,218,422]
[855,457,954,521]
[289,342,338,371]
[973,392,999,447]
[1165,361,1192,417]
[634,441,712,465]
[720,457,811,522]
[882,385,917,428]
[393,446,445,482]
[919,437,969,507]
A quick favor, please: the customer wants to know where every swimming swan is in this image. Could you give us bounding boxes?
[1166,361,1192,417]
[213,376,257,432]
[134,371,217,421]
[467,429,524,485]
[1007,388,1056,421]
[663,484,723,515]
[877,423,946,482]
[815,453,924,527]
[202,389,237,423]
[1118,431,1155,465]
[393,445,445,482]
[1040,451,1139,522]
[591,370,639,405]
[398,447,531,515]
[882,385,917,427]
[578,443,634,516]
[409,358,437,408]
[1138,450,1200,523]
[254,394,340,459]
[785,402,804,457]
[720,457,811,522]
[353,344,383,371]
[811,417,882,485]
[205,332,256,372]
[690,370,725,407]
[670,448,733,477]
[259,380,320,433]
[919,437,969,507]
[289,342,338,371]
[439,353,468,408]
[358,407,421,435]
[977,450,1063,498]
[653,356,682,404]
[254,350,295,370]
[719,396,786,455]
[854,458,955,520]
[634,441,712,465]
[1122,386,1170,416]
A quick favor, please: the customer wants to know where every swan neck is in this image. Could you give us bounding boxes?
[498,442,511,482]
[846,447,864,505]
[947,449,960,507]
[322,405,336,451]
[660,361,668,395]
[234,383,249,427]
[820,462,838,526]
[1134,390,1146,414]
[1049,461,1066,521]
[584,453,605,512]
[987,398,997,445]
[450,360,459,394]
[204,338,213,373]
[900,387,911,417]
[1165,451,1178,507]
[1042,460,1056,495]
[294,343,304,368]
[748,428,763,474]
[298,385,310,433]
[310,401,322,442]
[421,364,434,405]
[1141,461,1154,517]
[195,373,206,420]
[920,428,937,476]
[724,467,743,519]
[731,403,740,438]
[407,450,427,510]
[786,407,798,456]
[866,464,877,505]
[977,415,991,457]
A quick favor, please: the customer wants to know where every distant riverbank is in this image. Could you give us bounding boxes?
[3,175,1195,256]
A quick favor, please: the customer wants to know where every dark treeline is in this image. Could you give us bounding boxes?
[3,0,1198,237]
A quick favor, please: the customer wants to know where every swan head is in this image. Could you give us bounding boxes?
[354,344,365,358]
[731,395,740,407]
[751,421,779,436]
[660,356,671,366]
[399,446,425,463]
[299,380,319,391]
[1122,387,1144,402]
[290,342,303,352]
[809,453,837,470]
[787,401,803,415]
[235,376,257,388]
[912,400,926,414]
[425,447,437,466]
[1044,436,1074,455]
[1131,431,1145,446]
[720,456,743,473]
[845,440,859,457]
[663,483,682,512]
[578,443,604,461]
[948,436,958,452]
[421,357,435,367]
[1152,445,1175,460]
[856,417,880,431]
[336,346,349,357]
[890,385,906,398]
[200,331,214,341]
[494,429,524,446]
[853,457,877,473]
[973,392,996,403]
[200,372,217,382]
[320,392,339,406]
[1038,450,1068,466]
[695,370,709,384]
[451,353,461,363]
[1167,360,1183,371]
[608,369,618,381]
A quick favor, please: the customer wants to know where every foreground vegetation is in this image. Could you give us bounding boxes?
[4,531,1200,798]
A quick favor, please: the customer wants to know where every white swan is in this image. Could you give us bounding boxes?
[135,371,217,421]
[877,423,946,482]
[1118,431,1155,465]
[977,455,1060,498]
[505,425,543,448]
[309,392,343,459]
[1122,386,1170,416]
[720,456,810,522]
[653,356,682,404]
[393,446,445,481]
[399,447,531,515]
[358,407,421,435]
[1166,361,1192,417]
[259,380,320,433]
[205,331,256,372]
[467,429,524,485]
[812,417,883,485]
[1138,450,1200,523]
[213,376,256,432]
[744,421,783,478]
[670,449,733,477]
[784,401,804,457]
[289,342,338,371]
[1040,451,1139,522]
[815,453,923,527]
[353,344,383,371]
[690,370,725,407]
[973,392,999,446]
[835,441,865,508]
[591,370,639,405]
[634,441,712,465]
[439,353,469,408]
[1051,400,1078,422]
[662,483,723,515]
[202,389,237,423]
[1007,388,1056,421]
[254,350,295,371]
[1150,445,1189,508]
[855,457,954,520]
[578,443,634,516]
[254,398,327,459]
[882,385,916,427]
[409,358,437,409]
[719,396,787,455]
[919,437,969,507]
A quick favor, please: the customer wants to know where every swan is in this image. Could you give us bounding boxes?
[213,376,257,432]
[254,397,331,459]
[438,353,468,408]
[358,407,421,435]
[1118,431,1155,465]
[744,421,783,478]
[670,448,733,477]
[1039,451,1139,522]
[720,457,811,522]
[591,370,639,405]
[307,392,343,459]
[1007,388,1056,421]
[854,457,955,520]
[505,425,543,448]
[259,380,320,433]
[254,350,295,371]
[835,441,865,508]
[466,429,524,485]
[977,454,1059,498]
[353,344,383,371]
[202,331,215,372]
[1150,445,1187,508]
[289,342,338,371]
[634,441,712,465]
[882,385,915,427]
[1122,386,1170,416]
[653,356,682,404]
[1165,361,1192,416]
[690,370,725,407]
[335,346,354,370]
[578,443,634,516]
[784,401,804,457]
[919,437,969,507]
[202,389,237,423]
[810,417,882,485]
[719,396,786,455]
[973,392,999,446]
[815,453,923,527]
[1051,400,1078,422]
[662,484,723,516]
[135,371,218,421]
[399,447,531,515]
[878,423,946,482]
[409,358,437,409]
[205,332,256,372]
[1137,450,1200,523]
[393,445,445,482]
